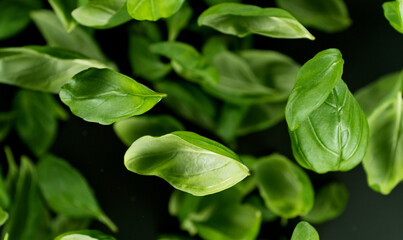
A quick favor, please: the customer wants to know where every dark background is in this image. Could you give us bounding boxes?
[1,0,403,239]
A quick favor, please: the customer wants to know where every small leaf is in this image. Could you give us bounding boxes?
[167,4,193,41]
[55,230,116,240]
[124,131,249,196]
[48,0,79,32]
[72,0,132,29]
[60,68,166,125]
[0,46,108,93]
[0,207,8,227]
[127,0,185,21]
[37,155,117,232]
[254,154,314,219]
[303,182,349,224]
[291,221,319,240]
[113,115,185,146]
[383,0,403,34]
[198,3,314,40]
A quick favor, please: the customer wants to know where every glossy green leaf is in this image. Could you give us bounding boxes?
[113,115,185,146]
[303,182,348,224]
[37,155,117,232]
[154,81,217,131]
[55,230,116,240]
[198,3,314,40]
[0,207,8,227]
[0,112,14,143]
[363,91,403,194]
[124,131,249,196]
[254,154,314,219]
[127,0,185,21]
[276,0,351,33]
[167,4,193,41]
[60,68,166,125]
[48,0,79,32]
[285,49,344,131]
[291,221,319,240]
[13,90,63,156]
[383,0,403,34]
[0,0,41,40]
[0,46,108,93]
[151,42,219,85]
[72,0,132,29]
[31,10,108,63]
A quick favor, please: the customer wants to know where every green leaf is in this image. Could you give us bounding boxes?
[254,154,314,219]
[37,155,117,232]
[363,91,403,194]
[154,81,217,131]
[245,195,277,223]
[0,0,42,40]
[167,4,193,41]
[127,0,185,21]
[291,221,319,240]
[124,131,249,196]
[302,182,349,224]
[55,230,116,240]
[0,112,14,143]
[0,46,108,93]
[31,10,108,63]
[113,115,185,146]
[150,41,219,85]
[0,165,10,209]
[201,36,228,62]
[60,68,166,125]
[204,0,241,6]
[72,0,132,29]
[216,103,248,144]
[48,0,79,32]
[4,146,18,199]
[50,215,91,238]
[383,0,403,34]
[13,90,62,156]
[285,49,344,131]
[198,3,314,40]
[276,0,351,33]
[0,207,8,227]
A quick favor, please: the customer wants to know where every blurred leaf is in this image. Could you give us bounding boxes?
[216,103,248,144]
[245,195,277,223]
[0,112,14,143]
[55,230,115,240]
[127,0,185,21]
[383,0,403,34]
[50,215,91,238]
[48,0,79,32]
[204,0,241,6]
[291,221,319,240]
[167,4,193,41]
[0,207,8,226]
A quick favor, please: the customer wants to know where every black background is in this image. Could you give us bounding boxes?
[1,0,403,239]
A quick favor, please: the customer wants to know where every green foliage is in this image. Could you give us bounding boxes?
[291,221,319,240]
[127,0,185,21]
[55,230,116,240]
[383,0,403,33]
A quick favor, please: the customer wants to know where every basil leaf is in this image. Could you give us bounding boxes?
[198,3,314,40]
[245,195,277,223]
[50,215,91,238]
[127,0,185,21]
[204,0,241,6]
[0,0,41,40]
[201,36,228,62]
[37,155,117,232]
[383,0,403,34]
[124,131,249,196]
[303,182,348,224]
[55,230,116,240]
[154,81,217,131]
[13,90,62,156]
[48,0,79,32]
[195,204,261,240]
[31,10,108,63]
[166,4,193,41]
[0,207,8,227]
[216,103,248,144]
[254,154,314,219]
[0,46,108,93]
[276,0,351,33]
[285,48,344,131]
[113,115,185,146]
[60,68,166,125]
[0,112,14,143]
[150,42,219,85]
[363,91,403,194]
[72,0,132,29]
[291,221,319,240]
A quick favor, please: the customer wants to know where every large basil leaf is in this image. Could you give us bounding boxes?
[198,3,314,40]
[383,0,403,34]
[31,10,108,63]
[48,0,79,32]
[166,4,193,41]
[127,0,185,21]
[154,81,217,131]
[0,112,14,143]
[113,115,185,146]
[0,0,42,40]
[254,154,314,219]
[150,42,219,85]
[72,0,132,29]
[124,131,249,196]
[291,221,319,240]
[363,91,403,194]
[0,46,108,93]
[276,0,351,33]
[55,230,116,240]
[37,155,117,232]
[303,182,348,224]
[60,68,166,125]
